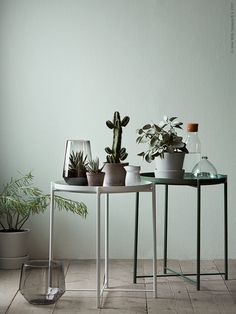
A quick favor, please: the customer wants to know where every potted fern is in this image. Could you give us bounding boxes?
[103,111,130,186]
[0,172,87,269]
[86,157,105,186]
[136,116,188,178]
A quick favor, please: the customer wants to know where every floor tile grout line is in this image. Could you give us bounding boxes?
[5,289,19,314]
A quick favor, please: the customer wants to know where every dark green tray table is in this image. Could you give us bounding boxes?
[133,172,228,290]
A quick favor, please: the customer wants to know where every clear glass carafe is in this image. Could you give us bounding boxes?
[192,156,217,178]
[184,123,201,174]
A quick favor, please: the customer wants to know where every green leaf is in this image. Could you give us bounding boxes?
[142,124,151,130]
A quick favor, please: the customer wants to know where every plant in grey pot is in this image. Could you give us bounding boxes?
[86,157,105,186]
[103,111,130,186]
[0,172,88,269]
[136,116,188,178]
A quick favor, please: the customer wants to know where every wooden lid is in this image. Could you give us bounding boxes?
[187,123,198,132]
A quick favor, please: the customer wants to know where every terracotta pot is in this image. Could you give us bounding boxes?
[103,163,128,186]
[86,172,105,186]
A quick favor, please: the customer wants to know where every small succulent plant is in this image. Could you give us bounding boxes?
[136,116,188,162]
[86,157,104,173]
[69,151,88,175]
[105,111,130,163]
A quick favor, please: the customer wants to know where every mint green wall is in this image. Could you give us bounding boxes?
[0,0,235,259]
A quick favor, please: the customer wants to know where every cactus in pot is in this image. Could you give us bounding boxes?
[103,111,130,186]
[105,111,130,163]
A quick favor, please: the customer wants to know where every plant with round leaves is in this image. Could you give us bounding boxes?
[136,116,188,163]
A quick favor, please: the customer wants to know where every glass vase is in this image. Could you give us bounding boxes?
[63,140,92,185]
[192,156,217,178]
[19,260,65,305]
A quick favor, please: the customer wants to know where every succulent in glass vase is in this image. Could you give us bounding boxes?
[63,140,92,186]
[68,151,88,176]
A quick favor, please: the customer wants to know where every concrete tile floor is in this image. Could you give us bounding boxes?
[1,259,236,314]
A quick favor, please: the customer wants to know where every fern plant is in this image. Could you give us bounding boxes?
[0,172,87,231]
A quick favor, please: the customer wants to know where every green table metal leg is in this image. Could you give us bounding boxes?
[133,192,139,284]
[197,180,201,290]
[224,181,228,280]
[164,185,168,274]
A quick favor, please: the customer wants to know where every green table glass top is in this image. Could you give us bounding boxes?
[140,172,227,186]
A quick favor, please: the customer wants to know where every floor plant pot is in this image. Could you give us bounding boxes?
[103,163,128,186]
[155,152,185,179]
[0,229,30,269]
[86,172,105,186]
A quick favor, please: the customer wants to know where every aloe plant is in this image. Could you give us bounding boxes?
[86,157,104,173]
[0,172,87,231]
[136,116,188,162]
[69,151,88,175]
[105,111,130,163]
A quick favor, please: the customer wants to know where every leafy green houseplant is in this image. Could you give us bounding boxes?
[136,116,188,162]
[103,111,130,186]
[0,172,87,269]
[136,116,188,179]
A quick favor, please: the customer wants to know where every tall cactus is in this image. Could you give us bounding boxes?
[105,111,130,163]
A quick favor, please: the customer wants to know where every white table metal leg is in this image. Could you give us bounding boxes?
[96,190,101,308]
[152,184,157,298]
[49,182,55,263]
[105,193,109,288]
[48,182,55,290]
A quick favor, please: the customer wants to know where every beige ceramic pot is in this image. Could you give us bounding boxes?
[0,229,30,269]
[155,152,185,179]
[103,163,128,186]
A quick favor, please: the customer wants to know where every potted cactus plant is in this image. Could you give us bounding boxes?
[0,172,87,269]
[86,157,105,186]
[103,111,130,186]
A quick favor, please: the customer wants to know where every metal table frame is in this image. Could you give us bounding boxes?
[133,173,228,290]
[49,180,157,308]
